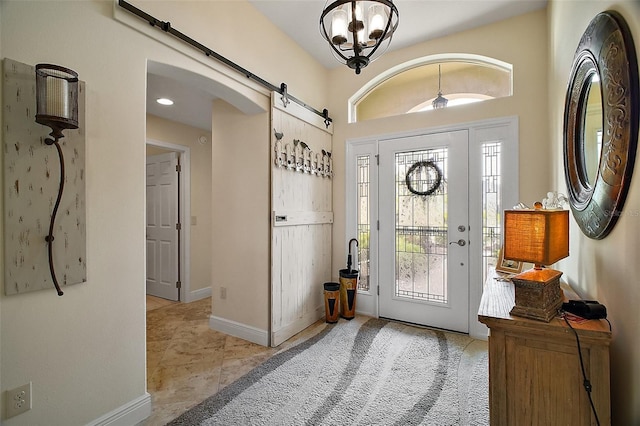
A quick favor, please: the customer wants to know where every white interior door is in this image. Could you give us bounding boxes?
[379,130,469,333]
[146,152,179,301]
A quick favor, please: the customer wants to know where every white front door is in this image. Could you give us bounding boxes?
[378,130,469,332]
[146,152,180,301]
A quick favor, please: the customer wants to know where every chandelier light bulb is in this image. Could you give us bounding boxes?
[348,3,363,27]
[331,8,348,45]
[368,5,385,39]
[357,27,365,46]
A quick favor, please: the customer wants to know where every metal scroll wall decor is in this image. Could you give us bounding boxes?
[563,11,639,239]
[273,129,333,178]
[3,58,87,295]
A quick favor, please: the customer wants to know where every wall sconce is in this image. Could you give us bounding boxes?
[35,64,79,296]
[503,202,569,321]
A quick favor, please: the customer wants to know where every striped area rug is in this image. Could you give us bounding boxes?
[167,317,488,425]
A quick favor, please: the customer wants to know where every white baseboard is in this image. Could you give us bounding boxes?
[87,393,151,426]
[469,321,489,341]
[271,305,324,347]
[209,315,269,346]
[186,286,212,303]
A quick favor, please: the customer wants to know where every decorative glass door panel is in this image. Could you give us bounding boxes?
[357,155,371,292]
[481,142,502,284]
[395,148,448,303]
[379,130,469,332]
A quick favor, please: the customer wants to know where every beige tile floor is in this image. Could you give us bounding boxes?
[144,295,325,425]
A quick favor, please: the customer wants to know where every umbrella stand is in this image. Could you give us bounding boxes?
[339,238,359,319]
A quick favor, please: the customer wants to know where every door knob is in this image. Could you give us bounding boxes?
[449,239,466,246]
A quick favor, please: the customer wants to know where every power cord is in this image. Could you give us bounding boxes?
[562,311,607,426]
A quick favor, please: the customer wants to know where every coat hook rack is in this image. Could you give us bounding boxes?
[273,130,332,178]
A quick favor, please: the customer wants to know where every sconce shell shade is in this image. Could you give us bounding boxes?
[504,209,569,267]
[35,63,79,139]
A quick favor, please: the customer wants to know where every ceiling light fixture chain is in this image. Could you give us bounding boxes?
[432,64,448,109]
[320,0,399,75]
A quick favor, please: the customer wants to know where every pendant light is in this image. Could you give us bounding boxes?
[432,64,448,109]
[320,0,399,75]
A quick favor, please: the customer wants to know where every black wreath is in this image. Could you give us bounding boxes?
[405,161,442,196]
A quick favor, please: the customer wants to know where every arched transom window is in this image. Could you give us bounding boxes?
[349,54,513,123]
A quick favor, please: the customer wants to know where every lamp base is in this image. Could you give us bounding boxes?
[509,268,563,322]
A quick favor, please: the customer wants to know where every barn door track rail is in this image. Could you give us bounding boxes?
[118,0,332,128]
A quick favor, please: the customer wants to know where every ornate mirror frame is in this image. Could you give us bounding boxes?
[563,11,639,239]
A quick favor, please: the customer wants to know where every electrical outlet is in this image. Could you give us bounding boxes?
[220,287,227,299]
[6,382,32,418]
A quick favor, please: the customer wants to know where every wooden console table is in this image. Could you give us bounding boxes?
[478,269,611,426]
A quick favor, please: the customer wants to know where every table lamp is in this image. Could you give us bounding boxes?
[503,202,569,321]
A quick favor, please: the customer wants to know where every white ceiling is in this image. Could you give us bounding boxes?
[249,0,547,69]
[147,0,547,131]
[147,73,216,132]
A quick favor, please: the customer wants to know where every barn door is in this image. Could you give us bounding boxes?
[270,93,333,347]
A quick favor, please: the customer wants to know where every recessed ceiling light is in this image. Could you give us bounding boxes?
[156,98,174,106]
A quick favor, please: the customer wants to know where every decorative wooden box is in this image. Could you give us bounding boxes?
[510,268,564,322]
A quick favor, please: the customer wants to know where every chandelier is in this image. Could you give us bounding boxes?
[320,0,399,75]
[432,64,448,109]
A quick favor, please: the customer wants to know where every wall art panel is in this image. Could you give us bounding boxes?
[3,58,86,295]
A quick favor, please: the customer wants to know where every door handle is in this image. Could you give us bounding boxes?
[449,239,466,247]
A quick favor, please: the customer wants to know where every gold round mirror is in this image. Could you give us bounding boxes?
[563,11,639,239]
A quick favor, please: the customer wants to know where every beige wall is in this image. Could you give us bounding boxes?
[211,100,270,330]
[146,114,213,296]
[0,1,325,424]
[357,63,511,121]
[127,0,329,112]
[328,9,550,284]
[3,0,638,423]
[548,1,640,423]
[2,2,152,423]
